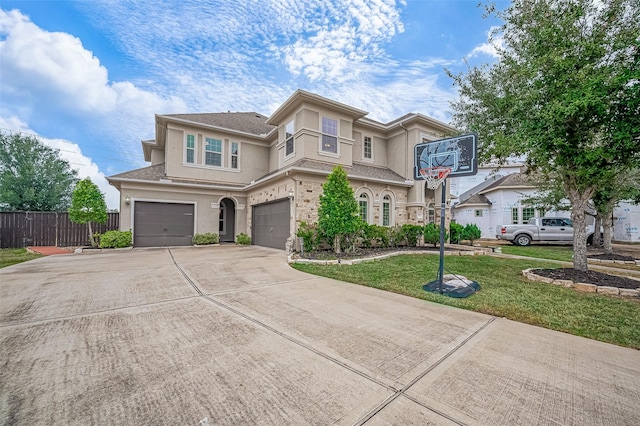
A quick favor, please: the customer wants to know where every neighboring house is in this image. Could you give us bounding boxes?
[451,173,573,238]
[107,90,457,249]
[613,201,640,242]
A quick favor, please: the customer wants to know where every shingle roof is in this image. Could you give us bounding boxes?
[480,172,535,193]
[287,159,408,183]
[163,112,275,136]
[107,163,244,188]
[108,163,166,181]
[455,193,492,207]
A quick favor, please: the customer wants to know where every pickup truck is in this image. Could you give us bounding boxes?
[496,217,596,246]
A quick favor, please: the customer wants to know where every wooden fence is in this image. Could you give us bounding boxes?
[0,212,120,248]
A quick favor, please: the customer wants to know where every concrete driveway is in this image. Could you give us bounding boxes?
[1,246,638,425]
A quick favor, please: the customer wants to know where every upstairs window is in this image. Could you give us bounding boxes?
[186,134,195,163]
[358,193,369,222]
[205,138,222,167]
[364,136,372,160]
[321,117,338,153]
[231,142,239,169]
[285,120,295,157]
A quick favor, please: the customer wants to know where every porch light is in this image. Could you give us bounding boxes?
[125,195,131,205]
[288,189,294,199]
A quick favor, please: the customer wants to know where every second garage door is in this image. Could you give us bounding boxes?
[134,202,194,247]
[252,199,290,250]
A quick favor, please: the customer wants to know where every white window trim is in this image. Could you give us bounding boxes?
[204,137,224,168]
[319,116,340,157]
[363,135,374,162]
[184,133,196,164]
[380,192,395,226]
[229,141,240,170]
[284,119,295,159]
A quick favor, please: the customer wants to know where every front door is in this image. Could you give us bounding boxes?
[219,198,236,242]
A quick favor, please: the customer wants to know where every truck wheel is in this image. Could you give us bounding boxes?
[515,234,532,246]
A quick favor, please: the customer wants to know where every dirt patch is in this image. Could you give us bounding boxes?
[533,268,640,289]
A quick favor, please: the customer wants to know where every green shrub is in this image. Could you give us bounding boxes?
[401,224,424,247]
[192,233,219,245]
[461,223,482,245]
[388,225,404,247]
[99,230,132,248]
[449,222,464,244]
[296,221,320,252]
[424,223,448,247]
[236,233,251,245]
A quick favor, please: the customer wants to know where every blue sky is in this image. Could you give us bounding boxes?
[0,0,507,208]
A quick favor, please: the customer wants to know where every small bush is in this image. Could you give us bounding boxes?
[424,223,448,247]
[236,233,251,245]
[401,224,424,247]
[297,222,319,252]
[461,224,482,245]
[192,233,219,245]
[99,230,132,248]
[449,222,464,244]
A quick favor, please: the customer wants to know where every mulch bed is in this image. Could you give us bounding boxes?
[587,253,637,262]
[533,268,640,289]
[299,246,443,260]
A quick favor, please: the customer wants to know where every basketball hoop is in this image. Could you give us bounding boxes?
[420,166,451,189]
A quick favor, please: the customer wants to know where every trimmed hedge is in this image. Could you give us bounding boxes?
[99,230,132,248]
[192,233,219,245]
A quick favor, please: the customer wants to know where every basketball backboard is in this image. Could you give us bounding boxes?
[414,133,478,179]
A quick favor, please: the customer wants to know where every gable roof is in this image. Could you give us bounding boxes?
[160,112,275,136]
[479,172,535,194]
[454,193,492,207]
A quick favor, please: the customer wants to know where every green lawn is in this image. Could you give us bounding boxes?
[499,245,574,262]
[0,248,43,268]
[293,254,640,349]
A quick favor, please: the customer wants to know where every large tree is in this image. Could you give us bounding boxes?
[448,0,640,271]
[0,132,78,211]
[318,165,362,254]
[69,178,108,247]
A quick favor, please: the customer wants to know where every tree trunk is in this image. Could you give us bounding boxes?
[334,234,341,254]
[593,215,603,247]
[88,221,95,247]
[567,186,594,272]
[602,201,615,255]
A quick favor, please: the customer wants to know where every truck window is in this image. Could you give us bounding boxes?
[561,219,573,227]
[542,219,552,226]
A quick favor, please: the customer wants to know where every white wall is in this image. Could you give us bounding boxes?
[449,164,523,197]
[613,201,640,242]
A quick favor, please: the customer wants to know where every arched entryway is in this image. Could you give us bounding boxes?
[219,198,236,242]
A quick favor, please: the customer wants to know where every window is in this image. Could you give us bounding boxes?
[522,207,535,222]
[321,117,338,153]
[205,138,222,166]
[475,209,483,217]
[511,208,519,224]
[364,136,372,160]
[358,193,368,222]
[428,203,435,223]
[231,142,239,169]
[382,195,391,226]
[285,120,294,157]
[186,134,195,163]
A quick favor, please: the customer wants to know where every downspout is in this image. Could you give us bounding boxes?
[286,171,298,249]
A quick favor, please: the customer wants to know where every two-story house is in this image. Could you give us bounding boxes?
[107,90,456,249]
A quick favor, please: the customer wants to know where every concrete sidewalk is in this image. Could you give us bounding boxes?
[1,246,638,425]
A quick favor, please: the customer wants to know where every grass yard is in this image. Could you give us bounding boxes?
[293,254,640,349]
[499,245,574,262]
[0,248,43,268]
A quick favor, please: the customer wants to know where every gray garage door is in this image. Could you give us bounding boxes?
[252,199,290,250]
[134,202,194,247]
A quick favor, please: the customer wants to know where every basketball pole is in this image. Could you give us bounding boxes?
[438,177,447,294]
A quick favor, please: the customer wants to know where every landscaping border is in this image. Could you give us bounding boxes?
[288,247,491,265]
[522,268,640,298]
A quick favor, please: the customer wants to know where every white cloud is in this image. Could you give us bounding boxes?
[468,25,503,59]
[0,116,120,210]
[0,8,187,168]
